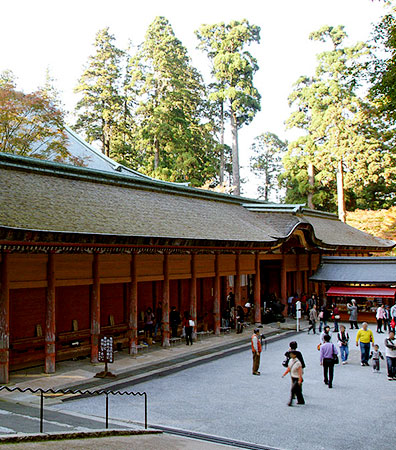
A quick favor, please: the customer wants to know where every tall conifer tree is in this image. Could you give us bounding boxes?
[74,28,125,157]
[125,16,217,185]
[196,20,261,195]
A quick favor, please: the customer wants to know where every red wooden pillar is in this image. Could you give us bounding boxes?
[235,253,241,308]
[0,252,10,384]
[190,254,197,336]
[162,254,170,347]
[296,253,302,295]
[254,253,261,324]
[213,254,221,335]
[281,258,287,316]
[128,253,138,355]
[45,252,56,374]
[308,253,313,294]
[90,253,100,363]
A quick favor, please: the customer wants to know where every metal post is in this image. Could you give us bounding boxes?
[105,393,109,429]
[40,390,44,433]
[144,393,148,429]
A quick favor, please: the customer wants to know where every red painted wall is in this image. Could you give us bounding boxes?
[138,281,153,320]
[100,283,124,326]
[10,288,46,340]
[56,285,90,333]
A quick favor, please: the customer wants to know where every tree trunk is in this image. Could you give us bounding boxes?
[337,159,346,222]
[230,108,240,196]
[219,101,225,184]
[264,167,269,201]
[154,137,160,169]
[307,163,315,209]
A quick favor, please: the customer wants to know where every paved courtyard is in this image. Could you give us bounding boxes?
[52,324,396,450]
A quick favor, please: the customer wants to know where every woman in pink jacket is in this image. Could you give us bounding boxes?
[376,305,386,334]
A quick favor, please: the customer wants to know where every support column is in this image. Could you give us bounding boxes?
[0,253,9,384]
[90,253,100,363]
[45,252,56,374]
[254,253,261,324]
[281,258,287,316]
[235,253,241,308]
[213,254,221,336]
[128,253,138,355]
[296,253,302,295]
[162,254,170,347]
[190,254,197,336]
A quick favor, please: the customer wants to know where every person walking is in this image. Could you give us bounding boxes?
[320,325,332,344]
[383,305,390,332]
[356,322,374,366]
[318,305,329,332]
[337,325,349,364]
[144,307,155,339]
[390,303,396,331]
[307,304,318,334]
[282,351,305,406]
[384,330,396,380]
[251,328,262,375]
[347,299,359,329]
[320,334,338,388]
[182,311,194,346]
[369,344,384,373]
[284,341,306,369]
[376,304,385,333]
[332,303,340,332]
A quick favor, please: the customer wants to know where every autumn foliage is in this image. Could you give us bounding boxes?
[0,77,79,164]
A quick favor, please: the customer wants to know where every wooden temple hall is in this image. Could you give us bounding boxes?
[0,151,394,383]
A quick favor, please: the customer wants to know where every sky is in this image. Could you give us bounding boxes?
[0,0,387,198]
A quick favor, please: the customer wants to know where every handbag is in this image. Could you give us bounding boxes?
[334,315,340,320]
[189,319,195,327]
[332,344,339,364]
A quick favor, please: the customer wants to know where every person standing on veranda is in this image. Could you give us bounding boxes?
[356,322,374,366]
[251,328,262,376]
[282,351,305,406]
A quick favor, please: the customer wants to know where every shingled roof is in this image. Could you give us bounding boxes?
[0,152,394,251]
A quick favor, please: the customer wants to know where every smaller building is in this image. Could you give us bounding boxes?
[310,256,396,322]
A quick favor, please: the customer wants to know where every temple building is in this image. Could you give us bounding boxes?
[0,140,394,383]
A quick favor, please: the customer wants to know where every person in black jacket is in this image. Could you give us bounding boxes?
[284,341,306,369]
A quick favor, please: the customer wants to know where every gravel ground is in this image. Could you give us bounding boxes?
[52,325,396,450]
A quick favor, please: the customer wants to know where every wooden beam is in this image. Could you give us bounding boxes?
[254,253,261,324]
[162,254,170,347]
[128,253,138,355]
[45,252,56,374]
[213,254,221,336]
[190,254,197,336]
[90,253,100,363]
[235,253,241,308]
[0,253,9,384]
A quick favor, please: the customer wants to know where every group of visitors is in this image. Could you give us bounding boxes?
[251,317,396,407]
[143,305,195,346]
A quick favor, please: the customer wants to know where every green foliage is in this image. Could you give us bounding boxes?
[281,25,396,211]
[74,27,125,157]
[196,20,261,195]
[122,17,218,186]
[0,71,75,163]
[249,132,286,201]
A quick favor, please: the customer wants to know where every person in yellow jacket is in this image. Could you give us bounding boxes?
[356,322,374,366]
[251,328,262,375]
